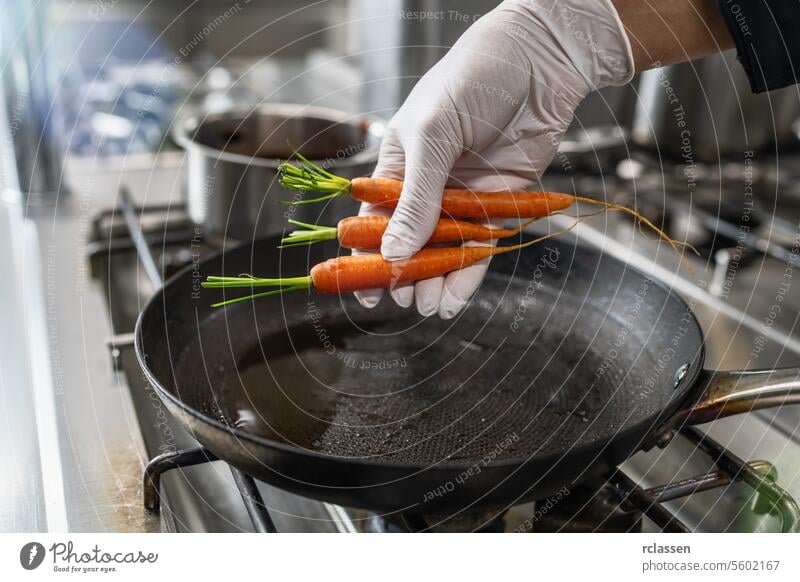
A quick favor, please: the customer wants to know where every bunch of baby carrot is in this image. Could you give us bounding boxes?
[202,154,690,307]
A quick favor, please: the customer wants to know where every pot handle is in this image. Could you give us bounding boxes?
[662,367,800,434]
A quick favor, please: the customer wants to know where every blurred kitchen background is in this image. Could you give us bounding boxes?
[3,0,800,533]
[7,0,800,198]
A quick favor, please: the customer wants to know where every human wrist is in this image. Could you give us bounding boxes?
[609,0,734,69]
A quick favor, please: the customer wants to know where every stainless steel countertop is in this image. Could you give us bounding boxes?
[37,153,194,532]
[1,152,189,532]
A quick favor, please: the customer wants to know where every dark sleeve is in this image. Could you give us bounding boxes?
[714,0,800,93]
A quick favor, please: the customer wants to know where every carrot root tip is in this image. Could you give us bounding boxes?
[570,196,697,270]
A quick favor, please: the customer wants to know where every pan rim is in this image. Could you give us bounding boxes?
[133,238,707,473]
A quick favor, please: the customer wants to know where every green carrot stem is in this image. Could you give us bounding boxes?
[278,153,352,200]
[201,275,313,289]
[278,191,348,205]
[202,274,313,307]
[292,152,340,180]
[286,219,331,231]
[209,284,308,308]
[278,221,338,247]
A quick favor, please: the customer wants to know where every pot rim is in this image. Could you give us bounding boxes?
[173,102,385,169]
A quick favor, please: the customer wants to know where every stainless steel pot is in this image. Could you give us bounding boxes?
[632,51,800,161]
[175,103,384,242]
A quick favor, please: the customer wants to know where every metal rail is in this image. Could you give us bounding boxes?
[118,188,163,289]
[230,468,277,533]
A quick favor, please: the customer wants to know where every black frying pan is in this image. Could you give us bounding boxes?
[134,234,800,516]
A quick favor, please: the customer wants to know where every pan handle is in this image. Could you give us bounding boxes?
[660,368,800,436]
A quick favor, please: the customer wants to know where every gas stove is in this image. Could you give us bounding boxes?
[76,151,800,532]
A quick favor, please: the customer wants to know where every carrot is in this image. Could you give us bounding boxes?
[279,156,572,219]
[202,221,591,307]
[278,215,539,249]
[349,177,575,219]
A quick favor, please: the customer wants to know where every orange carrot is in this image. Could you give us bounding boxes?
[310,245,511,293]
[349,177,574,219]
[279,158,573,219]
[202,222,589,307]
[279,215,538,249]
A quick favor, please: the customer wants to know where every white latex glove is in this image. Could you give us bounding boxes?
[355,0,634,318]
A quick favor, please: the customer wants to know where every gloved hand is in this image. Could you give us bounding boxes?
[355,0,634,318]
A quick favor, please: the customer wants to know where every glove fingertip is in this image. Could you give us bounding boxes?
[437,258,491,319]
[415,277,444,317]
[389,283,415,308]
[354,289,383,309]
[438,292,467,320]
